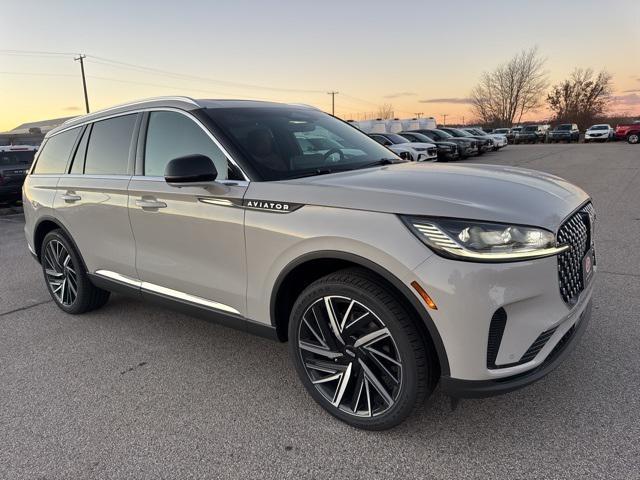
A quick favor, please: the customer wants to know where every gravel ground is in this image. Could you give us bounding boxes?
[1,143,639,479]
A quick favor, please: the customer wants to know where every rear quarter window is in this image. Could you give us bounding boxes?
[84,114,137,175]
[32,128,81,174]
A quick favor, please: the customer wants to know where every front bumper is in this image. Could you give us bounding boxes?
[411,250,595,385]
[585,133,607,140]
[440,300,591,397]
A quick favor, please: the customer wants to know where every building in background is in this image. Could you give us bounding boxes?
[0,117,75,146]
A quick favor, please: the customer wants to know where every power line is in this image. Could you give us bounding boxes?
[86,55,327,94]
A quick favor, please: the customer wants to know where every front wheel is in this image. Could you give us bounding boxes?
[628,133,639,144]
[288,268,436,430]
[41,230,110,314]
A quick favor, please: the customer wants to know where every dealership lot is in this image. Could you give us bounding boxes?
[1,143,639,479]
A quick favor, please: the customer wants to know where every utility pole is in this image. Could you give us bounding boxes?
[75,54,90,113]
[441,113,448,126]
[413,112,423,119]
[327,91,339,116]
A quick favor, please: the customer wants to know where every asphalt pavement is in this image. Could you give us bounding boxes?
[1,143,639,479]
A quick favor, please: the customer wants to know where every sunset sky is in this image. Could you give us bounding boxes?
[1,0,639,131]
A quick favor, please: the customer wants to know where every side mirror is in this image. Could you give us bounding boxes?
[164,154,217,187]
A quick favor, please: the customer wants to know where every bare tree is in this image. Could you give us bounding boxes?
[376,103,394,119]
[547,68,613,128]
[470,47,548,126]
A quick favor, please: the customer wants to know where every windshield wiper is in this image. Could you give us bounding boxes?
[285,167,341,179]
[356,158,404,170]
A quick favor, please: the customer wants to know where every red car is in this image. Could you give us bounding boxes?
[615,121,640,144]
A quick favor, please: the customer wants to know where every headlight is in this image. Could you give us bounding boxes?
[439,145,452,151]
[400,216,569,262]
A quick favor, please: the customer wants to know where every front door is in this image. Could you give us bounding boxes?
[128,110,248,316]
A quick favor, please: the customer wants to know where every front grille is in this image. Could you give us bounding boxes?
[427,147,437,157]
[557,204,594,305]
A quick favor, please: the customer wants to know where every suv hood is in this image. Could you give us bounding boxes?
[248,162,589,231]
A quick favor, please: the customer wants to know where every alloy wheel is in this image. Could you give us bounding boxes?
[297,296,403,418]
[43,239,78,306]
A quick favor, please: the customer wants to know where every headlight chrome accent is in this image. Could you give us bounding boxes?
[401,216,570,262]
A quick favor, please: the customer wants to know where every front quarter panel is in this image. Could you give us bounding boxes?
[243,201,433,326]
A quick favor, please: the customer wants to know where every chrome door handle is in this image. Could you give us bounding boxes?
[60,193,81,202]
[136,199,167,209]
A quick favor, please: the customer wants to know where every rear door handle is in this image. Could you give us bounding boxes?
[60,193,81,202]
[136,198,167,209]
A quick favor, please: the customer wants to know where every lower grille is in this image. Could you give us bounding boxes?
[486,308,507,369]
[519,327,557,363]
[487,309,558,369]
[557,204,594,305]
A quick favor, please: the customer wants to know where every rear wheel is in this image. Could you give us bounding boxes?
[628,133,639,144]
[41,230,110,314]
[288,268,435,430]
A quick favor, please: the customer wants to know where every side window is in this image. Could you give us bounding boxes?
[85,114,137,175]
[69,126,90,174]
[32,128,80,174]
[145,111,236,180]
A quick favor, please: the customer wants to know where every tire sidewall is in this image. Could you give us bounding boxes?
[288,277,421,430]
[41,230,86,314]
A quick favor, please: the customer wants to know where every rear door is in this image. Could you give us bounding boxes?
[54,114,139,278]
[127,109,248,316]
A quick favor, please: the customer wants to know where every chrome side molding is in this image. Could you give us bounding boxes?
[94,269,240,315]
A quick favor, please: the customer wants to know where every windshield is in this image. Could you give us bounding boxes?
[555,124,572,131]
[494,129,509,134]
[430,129,454,139]
[384,133,410,144]
[522,126,538,132]
[589,125,608,130]
[205,107,402,180]
[468,128,487,136]
[402,132,434,143]
[0,150,35,166]
[445,128,473,138]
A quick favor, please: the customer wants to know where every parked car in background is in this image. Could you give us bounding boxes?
[492,128,515,143]
[548,124,580,143]
[584,124,614,143]
[463,128,508,150]
[409,129,479,158]
[514,125,549,144]
[439,127,493,154]
[398,131,460,162]
[369,133,438,162]
[0,145,38,203]
[615,121,640,144]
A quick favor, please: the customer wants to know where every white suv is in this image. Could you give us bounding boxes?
[23,97,596,430]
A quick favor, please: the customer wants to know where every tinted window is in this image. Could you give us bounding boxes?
[0,150,35,166]
[145,111,237,180]
[70,126,90,174]
[85,114,136,175]
[32,128,80,174]
[205,107,401,181]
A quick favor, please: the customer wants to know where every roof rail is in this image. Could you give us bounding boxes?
[62,96,199,125]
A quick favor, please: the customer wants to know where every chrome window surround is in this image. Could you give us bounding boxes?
[39,106,249,182]
[95,269,241,315]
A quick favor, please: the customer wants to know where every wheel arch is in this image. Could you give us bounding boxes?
[33,216,89,274]
[270,250,450,376]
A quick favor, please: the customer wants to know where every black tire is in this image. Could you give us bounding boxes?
[41,229,110,314]
[288,268,436,430]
